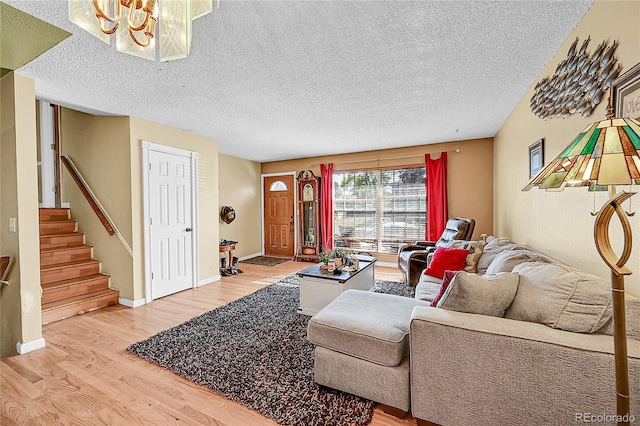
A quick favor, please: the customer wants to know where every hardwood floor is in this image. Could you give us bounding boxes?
[1,261,417,425]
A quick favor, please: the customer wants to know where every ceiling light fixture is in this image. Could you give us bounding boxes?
[69,0,214,61]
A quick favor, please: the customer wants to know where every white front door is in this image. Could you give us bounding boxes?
[147,148,195,299]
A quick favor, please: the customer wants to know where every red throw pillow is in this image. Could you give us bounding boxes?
[423,246,470,279]
[431,270,458,307]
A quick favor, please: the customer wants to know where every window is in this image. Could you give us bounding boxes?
[269,180,288,191]
[333,167,426,254]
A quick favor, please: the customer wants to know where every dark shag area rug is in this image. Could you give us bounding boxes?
[127,276,413,425]
[240,256,291,266]
[370,279,415,298]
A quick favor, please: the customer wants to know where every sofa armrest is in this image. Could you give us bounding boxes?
[425,251,435,268]
[414,240,437,247]
[409,306,640,426]
[399,244,430,253]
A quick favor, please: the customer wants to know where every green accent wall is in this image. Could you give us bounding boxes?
[0,2,70,72]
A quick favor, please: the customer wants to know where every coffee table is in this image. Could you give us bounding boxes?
[296,255,376,316]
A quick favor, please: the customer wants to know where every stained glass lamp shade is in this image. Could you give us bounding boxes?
[524,117,640,191]
[523,116,640,424]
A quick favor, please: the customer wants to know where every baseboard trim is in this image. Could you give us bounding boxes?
[376,261,396,268]
[198,275,221,287]
[118,297,146,308]
[16,337,46,355]
[238,252,262,261]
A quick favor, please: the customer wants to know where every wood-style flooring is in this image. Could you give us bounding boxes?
[1,260,418,425]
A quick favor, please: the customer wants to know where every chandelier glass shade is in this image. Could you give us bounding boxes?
[69,0,213,61]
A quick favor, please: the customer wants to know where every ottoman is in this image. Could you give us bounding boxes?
[307,289,430,413]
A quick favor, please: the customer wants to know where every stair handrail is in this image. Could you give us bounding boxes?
[60,156,133,257]
[0,256,10,286]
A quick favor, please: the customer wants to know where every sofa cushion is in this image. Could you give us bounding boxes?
[424,246,469,279]
[307,290,430,367]
[435,271,520,317]
[415,280,442,302]
[596,294,640,341]
[444,240,485,273]
[505,262,612,333]
[485,249,547,275]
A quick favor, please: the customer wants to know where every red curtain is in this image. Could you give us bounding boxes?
[320,163,334,250]
[425,153,448,241]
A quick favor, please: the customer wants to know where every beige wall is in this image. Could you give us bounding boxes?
[0,73,42,356]
[59,113,220,302]
[60,110,134,299]
[218,154,262,259]
[130,117,219,294]
[494,0,640,296]
[262,138,494,263]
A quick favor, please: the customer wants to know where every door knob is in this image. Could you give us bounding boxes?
[186,227,193,232]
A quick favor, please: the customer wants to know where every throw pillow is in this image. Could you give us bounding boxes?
[436,271,520,317]
[430,270,458,307]
[485,235,511,246]
[445,240,485,273]
[477,242,518,275]
[505,262,612,333]
[484,249,547,275]
[423,246,469,279]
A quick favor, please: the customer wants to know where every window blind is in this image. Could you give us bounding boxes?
[333,167,426,254]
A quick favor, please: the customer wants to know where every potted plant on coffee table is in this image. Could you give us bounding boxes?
[318,249,335,271]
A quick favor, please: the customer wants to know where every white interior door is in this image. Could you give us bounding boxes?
[147,148,195,299]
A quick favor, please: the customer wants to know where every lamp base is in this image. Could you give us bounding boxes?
[594,191,634,424]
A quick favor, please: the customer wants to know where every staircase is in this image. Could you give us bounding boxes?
[39,208,119,324]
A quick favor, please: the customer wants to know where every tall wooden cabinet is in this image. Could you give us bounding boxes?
[296,170,321,261]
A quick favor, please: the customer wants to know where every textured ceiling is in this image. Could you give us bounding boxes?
[5,0,594,162]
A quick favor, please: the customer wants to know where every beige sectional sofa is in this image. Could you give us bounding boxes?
[308,236,640,425]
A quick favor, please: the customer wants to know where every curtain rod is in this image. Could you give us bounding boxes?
[309,148,460,167]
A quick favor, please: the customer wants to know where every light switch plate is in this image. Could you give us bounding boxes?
[9,218,16,233]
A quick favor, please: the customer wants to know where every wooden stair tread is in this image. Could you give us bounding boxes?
[40,245,93,267]
[39,207,115,325]
[39,208,70,221]
[40,233,83,239]
[41,273,110,305]
[39,220,77,230]
[41,288,119,310]
[40,259,99,272]
[39,233,85,250]
[39,219,76,224]
[41,273,109,290]
[40,244,91,253]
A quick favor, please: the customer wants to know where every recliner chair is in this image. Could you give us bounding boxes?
[398,217,475,285]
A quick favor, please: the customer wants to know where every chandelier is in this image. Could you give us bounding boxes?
[69,0,214,61]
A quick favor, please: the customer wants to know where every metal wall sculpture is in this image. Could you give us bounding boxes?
[530,36,621,120]
[220,206,236,224]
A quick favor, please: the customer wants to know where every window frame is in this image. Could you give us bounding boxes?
[332,166,426,254]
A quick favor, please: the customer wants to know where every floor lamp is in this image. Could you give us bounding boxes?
[523,114,640,425]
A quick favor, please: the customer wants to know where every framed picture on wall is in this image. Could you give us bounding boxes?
[611,62,640,119]
[529,139,544,179]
